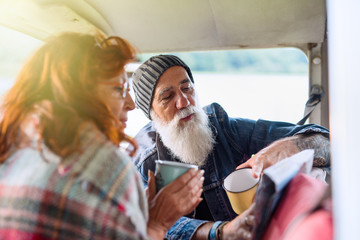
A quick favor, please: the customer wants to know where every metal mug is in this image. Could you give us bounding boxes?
[223,168,260,214]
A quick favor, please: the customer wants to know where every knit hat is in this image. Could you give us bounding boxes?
[132,55,194,119]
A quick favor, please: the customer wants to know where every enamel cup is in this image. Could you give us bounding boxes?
[155,160,198,192]
[223,168,260,214]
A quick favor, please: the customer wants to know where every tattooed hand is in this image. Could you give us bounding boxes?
[236,133,330,178]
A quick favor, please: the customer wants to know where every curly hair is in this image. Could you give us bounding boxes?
[0,32,137,162]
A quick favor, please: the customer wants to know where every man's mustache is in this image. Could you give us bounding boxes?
[174,106,198,120]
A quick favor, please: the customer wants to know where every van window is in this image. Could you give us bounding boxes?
[0,26,42,98]
[126,48,308,137]
[0,28,308,138]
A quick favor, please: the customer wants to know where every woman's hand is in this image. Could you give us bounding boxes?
[221,203,256,240]
[147,168,204,240]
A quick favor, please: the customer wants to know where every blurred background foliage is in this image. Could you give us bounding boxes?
[139,48,308,74]
[0,25,308,84]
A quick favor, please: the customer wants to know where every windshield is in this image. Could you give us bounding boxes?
[0,26,308,138]
[126,48,309,137]
[0,26,42,98]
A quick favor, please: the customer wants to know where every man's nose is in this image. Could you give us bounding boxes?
[175,92,190,110]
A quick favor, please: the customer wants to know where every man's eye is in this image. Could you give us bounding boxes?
[161,94,172,101]
[182,86,193,92]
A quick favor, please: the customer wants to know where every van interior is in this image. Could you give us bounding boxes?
[0,0,359,239]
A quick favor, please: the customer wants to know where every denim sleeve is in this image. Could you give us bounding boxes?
[165,217,209,240]
[206,102,329,158]
[247,119,329,154]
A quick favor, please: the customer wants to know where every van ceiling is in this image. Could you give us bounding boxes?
[0,0,326,53]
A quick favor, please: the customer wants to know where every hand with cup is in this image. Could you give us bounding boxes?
[213,168,259,240]
[192,168,257,240]
[236,135,318,178]
[223,168,260,215]
[154,160,199,191]
[146,162,204,239]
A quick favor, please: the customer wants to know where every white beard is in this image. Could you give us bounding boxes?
[150,105,215,167]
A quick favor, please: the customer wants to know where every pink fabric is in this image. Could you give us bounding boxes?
[261,173,327,240]
[283,209,333,240]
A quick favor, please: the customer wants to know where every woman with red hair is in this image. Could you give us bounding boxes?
[0,32,203,240]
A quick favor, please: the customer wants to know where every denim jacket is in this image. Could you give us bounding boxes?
[132,103,329,240]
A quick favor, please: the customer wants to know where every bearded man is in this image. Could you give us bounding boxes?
[131,55,330,240]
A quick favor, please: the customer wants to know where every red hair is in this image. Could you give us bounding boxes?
[0,32,137,162]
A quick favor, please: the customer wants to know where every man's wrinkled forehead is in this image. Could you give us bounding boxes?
[157,79,191,96]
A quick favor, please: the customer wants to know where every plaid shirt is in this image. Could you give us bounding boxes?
[0,122,148,240]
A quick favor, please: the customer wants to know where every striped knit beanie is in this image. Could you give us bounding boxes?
[132,55,194,119]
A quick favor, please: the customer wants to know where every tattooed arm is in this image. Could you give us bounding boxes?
[294,133,330,167]
[237,133,330,178]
